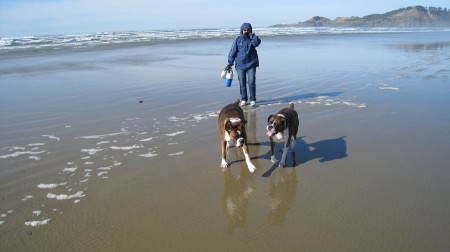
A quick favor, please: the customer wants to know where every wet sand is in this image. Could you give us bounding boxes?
[1,31,450,251]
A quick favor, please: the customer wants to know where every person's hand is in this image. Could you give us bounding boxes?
[226,63,233,69]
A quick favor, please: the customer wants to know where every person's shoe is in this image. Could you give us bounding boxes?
[250,101,256,107]
[240,101,247,106]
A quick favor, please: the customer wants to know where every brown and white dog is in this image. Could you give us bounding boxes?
[266,103,299,167]
[218,100,256,173]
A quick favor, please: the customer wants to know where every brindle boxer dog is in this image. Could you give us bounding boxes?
[218,100,256,173]
[266,103,299,167]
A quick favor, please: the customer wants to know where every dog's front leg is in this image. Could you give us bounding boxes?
[221,140,229,167]
[242,145,256,173]
[270,139,277,163]
[279,141,290,167]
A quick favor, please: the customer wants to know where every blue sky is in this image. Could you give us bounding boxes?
[0,0,448,37]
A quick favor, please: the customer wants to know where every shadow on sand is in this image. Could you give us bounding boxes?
[258,136,348,177]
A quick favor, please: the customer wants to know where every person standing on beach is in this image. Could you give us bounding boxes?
[227,23,261,107]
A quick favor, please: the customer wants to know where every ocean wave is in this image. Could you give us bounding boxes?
[1,27,447,53]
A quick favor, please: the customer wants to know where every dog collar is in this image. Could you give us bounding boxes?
[276,114,286,119]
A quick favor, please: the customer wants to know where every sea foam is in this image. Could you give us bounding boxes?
[25,219,51,226]
[47,191,85,200]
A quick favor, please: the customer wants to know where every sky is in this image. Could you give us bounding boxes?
[0,0,448,37]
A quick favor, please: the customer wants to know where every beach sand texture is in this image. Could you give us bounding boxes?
[1,30,450,251]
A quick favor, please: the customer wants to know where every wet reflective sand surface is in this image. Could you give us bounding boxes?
[1,31,450,251]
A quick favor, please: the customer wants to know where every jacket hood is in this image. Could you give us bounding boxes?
[240,23,252,34]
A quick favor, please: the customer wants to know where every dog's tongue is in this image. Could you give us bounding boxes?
[266,131,275,137]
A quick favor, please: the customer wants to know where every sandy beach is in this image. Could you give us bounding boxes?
[1,30,450,251]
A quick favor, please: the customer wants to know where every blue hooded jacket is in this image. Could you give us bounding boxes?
[228,23,261,70]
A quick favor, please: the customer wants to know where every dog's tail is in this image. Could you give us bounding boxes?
[234,99,240,105]
[289,103,295,109]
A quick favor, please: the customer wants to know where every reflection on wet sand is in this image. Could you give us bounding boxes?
[267,167,297,225]
[221,167,254,233]
[389,41,450,52]
[246,109,261,168]
[221,108,300,230]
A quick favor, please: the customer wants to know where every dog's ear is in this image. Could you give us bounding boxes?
[242,119,247,124]
[225,120,233,131]
[267,115,274,123]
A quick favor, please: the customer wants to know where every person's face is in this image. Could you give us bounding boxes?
[242,29,251,36]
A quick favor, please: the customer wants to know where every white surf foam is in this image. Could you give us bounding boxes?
[139,137,157,142]
[110,145,143,150]
[138,151,158,158]
[28,143,46,146]
[22,195,33,201]
[192,115,209,121]
[81,148,104,155]
[0,150,45,159]
[37,182,67,189]
[97,171,108,177]
[25,219,51,226]
[47,191,85,200]
[165,131,185,137]
[168,116,189,121]
[168,152,184,156]
[42,135,60,141]
[97,166,112,170]
[77,131,129,139]
[63,167,77,172]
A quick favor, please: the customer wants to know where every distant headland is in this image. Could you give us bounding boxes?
[270,6,450,27]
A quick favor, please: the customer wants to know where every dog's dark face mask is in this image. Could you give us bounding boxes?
[225,120,246,148]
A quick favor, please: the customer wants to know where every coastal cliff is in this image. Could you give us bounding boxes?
[271,6,450,27]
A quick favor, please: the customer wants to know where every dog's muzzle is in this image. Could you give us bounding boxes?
[236,138,245,148]
[266,125,276,137]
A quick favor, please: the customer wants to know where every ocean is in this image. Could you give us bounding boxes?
[1,27,448,53]
[1,27,450,251]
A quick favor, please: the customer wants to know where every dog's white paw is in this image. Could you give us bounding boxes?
[270,155,277,163]
[247,163,256,173]
[221,159,229,168]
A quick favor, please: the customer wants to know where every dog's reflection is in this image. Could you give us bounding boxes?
[221,166,254,233]
[267,167,297,225]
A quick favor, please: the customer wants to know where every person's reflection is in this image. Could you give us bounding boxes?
[221,166,254,233]
[267,167,297,225]
[246,109,260,167]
